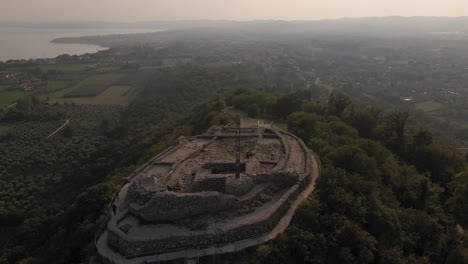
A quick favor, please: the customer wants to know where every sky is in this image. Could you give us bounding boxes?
[1,0,467,22]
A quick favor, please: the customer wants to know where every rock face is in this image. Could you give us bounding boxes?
[98,126,314,260]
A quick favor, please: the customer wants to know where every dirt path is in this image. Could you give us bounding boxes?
[284,134,306,174]
[46,119,70,139]
[6,103,17,109]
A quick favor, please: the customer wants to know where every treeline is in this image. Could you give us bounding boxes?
[206,88,468,263]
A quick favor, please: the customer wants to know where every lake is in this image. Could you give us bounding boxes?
[0,27,162,61]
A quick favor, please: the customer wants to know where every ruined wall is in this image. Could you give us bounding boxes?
[254,172,299,188]
[197,177,227,193]
[107,182,304,258]
[225,176,255,196]
[127,191,239,222]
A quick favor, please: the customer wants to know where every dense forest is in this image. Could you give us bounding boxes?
[207,88,468,264]
[0,65,467,263]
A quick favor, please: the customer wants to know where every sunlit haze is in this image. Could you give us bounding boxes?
[1,0,467,22]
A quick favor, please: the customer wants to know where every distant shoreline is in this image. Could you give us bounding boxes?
[0,27,163,61]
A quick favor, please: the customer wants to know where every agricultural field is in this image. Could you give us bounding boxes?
[415,100,446,112]
[64,73,125,98]
[5,121,65,140]
[41,81,73,93]
[39,64,91,72]
[47,86,76,100]
[0,91,32,108]
[0,85,10,92]
[52,86,131,105]
[95,65,121,72]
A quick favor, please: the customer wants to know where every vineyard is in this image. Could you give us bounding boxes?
[0,102,123,233]
[5,120,65,140]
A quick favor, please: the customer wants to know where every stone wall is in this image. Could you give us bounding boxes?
[107,182,304,258]
[254,172,299,188]
[197,177,226,193]
[127,191,238,222]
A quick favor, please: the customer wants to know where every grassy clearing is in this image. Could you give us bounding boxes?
[65,74,125,98]
[416,100,446,112]
[0,91,32,107]
[52,86,131,105]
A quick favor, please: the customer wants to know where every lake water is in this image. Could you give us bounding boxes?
[0,27,162,61]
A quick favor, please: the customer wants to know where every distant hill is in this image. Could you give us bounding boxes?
[47,17,468,47]
[3,16,467,34]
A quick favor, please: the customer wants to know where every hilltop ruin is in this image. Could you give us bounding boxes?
[96,126,319,263]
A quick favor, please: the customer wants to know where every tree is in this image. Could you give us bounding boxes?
[328,91,351,117]
[247,104,260,118]
[287,112,320,141]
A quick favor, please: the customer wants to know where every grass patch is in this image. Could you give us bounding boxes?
[52,86,131,105]
[416,101,446,112]
[65,74,125,98]
[0,91,32,107]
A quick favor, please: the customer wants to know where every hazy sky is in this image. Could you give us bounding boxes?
[1,0,467,22]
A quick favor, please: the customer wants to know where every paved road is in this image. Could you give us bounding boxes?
[46,119,70,139]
